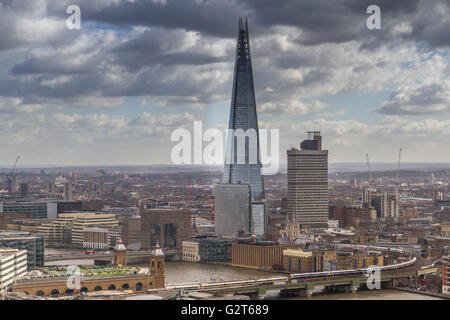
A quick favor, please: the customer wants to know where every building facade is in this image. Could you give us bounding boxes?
[0,248,27,293]
[287,132,329,229]
[0,232,44,269]
[0,201,57,219]
[140,209,191,251]
[214,184,251,237]
[443,256,449,295]
[232,242,304,270]
[182,241,200,262]
[222,18,265,201]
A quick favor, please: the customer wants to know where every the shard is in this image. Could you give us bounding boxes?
[223,18,265,200]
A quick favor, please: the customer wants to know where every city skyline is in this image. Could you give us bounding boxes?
[0,1,450,166]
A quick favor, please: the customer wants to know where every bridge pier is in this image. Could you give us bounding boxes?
[280,288,306,297]
[306,290,314,297]
[305,283,315,297]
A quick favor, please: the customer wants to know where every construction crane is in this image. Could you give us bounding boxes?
[199,179,215,224]
[395,148,402,218]
[366,153,374,187]
[6,155,20,193]
[186,176,196,231]
[7,155,20,178]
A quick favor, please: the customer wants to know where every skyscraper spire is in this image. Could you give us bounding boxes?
[223,18,265,200]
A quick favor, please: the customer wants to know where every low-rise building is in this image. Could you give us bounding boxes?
[282,248,338,273]
[83,226,121,250]
[232,242,304,270]
[337,253,384,270]
[182,241,200,262]
[198,237,235,262]
[37,212,119,248]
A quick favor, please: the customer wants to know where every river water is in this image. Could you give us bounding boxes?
[44,249,443,300]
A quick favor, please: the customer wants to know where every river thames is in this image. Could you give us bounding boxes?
[44,249,443,300]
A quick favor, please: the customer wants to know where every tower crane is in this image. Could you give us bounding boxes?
[6,155,20,193]
[7,155,20,179]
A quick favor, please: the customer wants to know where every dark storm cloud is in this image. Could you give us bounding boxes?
[112,28,230,71]
[1,0,450,114]
[43,0,246,38]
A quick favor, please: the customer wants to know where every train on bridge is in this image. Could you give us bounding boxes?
[167,257,417,291]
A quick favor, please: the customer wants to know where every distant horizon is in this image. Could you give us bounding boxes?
[1,162,449,174]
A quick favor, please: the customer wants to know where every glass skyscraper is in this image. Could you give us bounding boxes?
[223,18,265,200]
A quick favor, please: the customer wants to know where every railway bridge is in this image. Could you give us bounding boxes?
[197,272,416,299]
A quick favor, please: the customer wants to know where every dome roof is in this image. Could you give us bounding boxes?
[114,240,126,251]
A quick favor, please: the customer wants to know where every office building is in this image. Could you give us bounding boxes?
[214,184,251,237]
[47,181,56,195]
[287,132,329,230]
[19,183,29,198]
[37,212,119,248]
[64,182,73,201]
[140,208,191,251]
[0,201,57,219]
[198,237,235,262]
[0,248,27,292]
[222,18,265,200]
[7,173,18,194]
[371,192,399,219]
[83,226,121,250]
[232,242,304,270]
[121,215,142,248]
[0,232,44,269]
[70,213,118,247]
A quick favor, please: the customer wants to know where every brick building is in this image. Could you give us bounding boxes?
[140,209,191,251]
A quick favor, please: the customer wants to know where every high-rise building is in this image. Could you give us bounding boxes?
[19,183,29,198]
[287,132,329,230]
[47,181,56,195]
[7,173,17,194]
[365,189,399,219]
[223,18,265,201]
[64,182,73,201]
[214,184,251,237]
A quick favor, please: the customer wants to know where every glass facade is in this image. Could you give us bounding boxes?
[0,232,44,270]
[223,18,265,200]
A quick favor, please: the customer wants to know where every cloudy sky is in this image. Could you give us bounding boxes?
[0,0,450,167]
